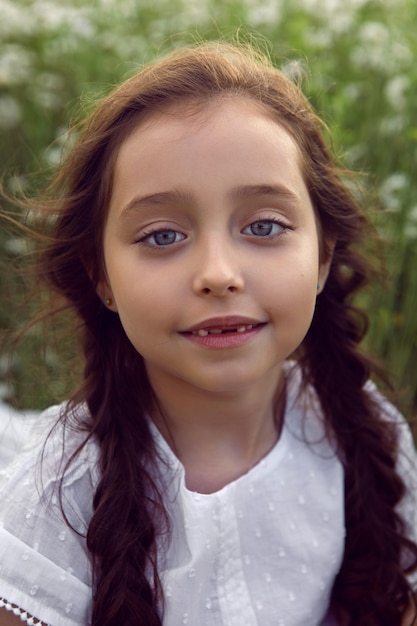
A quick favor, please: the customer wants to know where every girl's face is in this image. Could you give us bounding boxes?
[99,99,332,398]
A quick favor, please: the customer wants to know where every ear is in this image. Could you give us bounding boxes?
[317,238,336,295]
[96,279,118,312]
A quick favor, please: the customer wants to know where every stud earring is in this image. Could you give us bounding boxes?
[317,283,321,291]
[104,297,113,307]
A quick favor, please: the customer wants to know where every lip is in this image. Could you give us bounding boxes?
[182,316,263,333]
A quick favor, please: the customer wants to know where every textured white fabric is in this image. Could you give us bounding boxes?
[0,364,416,626]
[0,406,98,626]
[0,403,39,476]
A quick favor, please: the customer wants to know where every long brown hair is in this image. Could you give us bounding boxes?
[13,41,417,624]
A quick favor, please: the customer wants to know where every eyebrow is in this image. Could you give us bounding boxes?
[119,183,300,219]
[120,189,193,220]
[229,184,300,203]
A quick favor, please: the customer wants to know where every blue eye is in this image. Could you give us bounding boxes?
[140,229,185,246]
[243,220,285,237]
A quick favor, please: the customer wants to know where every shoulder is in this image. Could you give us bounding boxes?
[1,401,99,495]
[378,392,417,549]
[0,402,98,625]
[364,380,417,475]
[285,363,417,517]
[286,362,416,470]
[375,388,417,587]
[361,381,417,582]
[0,401,99,532]
[0,403,39,475]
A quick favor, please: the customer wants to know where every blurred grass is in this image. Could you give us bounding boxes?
[1,0,417,420]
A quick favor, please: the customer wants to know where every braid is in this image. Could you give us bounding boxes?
[75,305,166,626]
[301,242,417,623]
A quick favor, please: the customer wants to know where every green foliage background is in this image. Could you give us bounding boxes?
[1,0,417,418]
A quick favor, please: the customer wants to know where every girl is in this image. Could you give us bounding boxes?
[0,41,416,626]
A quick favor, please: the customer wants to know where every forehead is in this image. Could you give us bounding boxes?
[113,97,304,175]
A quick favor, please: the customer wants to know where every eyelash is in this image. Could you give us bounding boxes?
[136,218,288,249]
[137,229,186,247]
[242,218,288,239]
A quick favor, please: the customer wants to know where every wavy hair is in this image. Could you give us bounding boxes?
[15,41,417,624]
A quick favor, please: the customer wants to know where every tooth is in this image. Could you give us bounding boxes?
[193,324,255,336]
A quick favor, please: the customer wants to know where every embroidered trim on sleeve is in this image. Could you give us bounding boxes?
[0,598,49,625]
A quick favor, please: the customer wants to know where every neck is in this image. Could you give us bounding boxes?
[149,367,286,493]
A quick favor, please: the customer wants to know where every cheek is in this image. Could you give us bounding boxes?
[263,245,319,291]
[263,260,319,320]
[111,270,178,331]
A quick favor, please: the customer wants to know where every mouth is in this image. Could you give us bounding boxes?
[180,317,266,349]
[181,316,266,336]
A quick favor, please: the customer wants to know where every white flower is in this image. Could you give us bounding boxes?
[407,205,417,223]
[379,173,409,212]
[301,0,366,16]
[4,237,29,256]
[404,221,417,240]
[0,95,22,129]
[0,45,33,86]
[381,173,408,194]
[379,115,405,136]
[305,28,333,49]
[358,21,390,45]
[97,0,137,14]
[176,0,212,22]
[344,144,366,167]
[0,0,36,37]
[344,83,361,101]
[331,13,355,34]
[43,126,77,168]
[32,2,95,38]
[350,21,394,72]
[351,22,412,73]
[385,75,410,111]
[246,0,282,26]
[33,72,65,111]
[7,175,28,195]
[0,383,12,402]
[390,42,413,67]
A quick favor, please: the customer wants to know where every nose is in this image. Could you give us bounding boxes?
[192,238,244,296]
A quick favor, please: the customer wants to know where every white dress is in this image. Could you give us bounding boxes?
[0,364,416,626]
